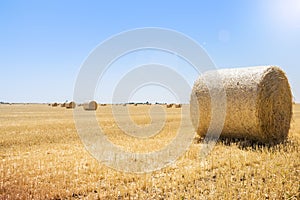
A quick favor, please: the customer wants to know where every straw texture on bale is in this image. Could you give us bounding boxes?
[190,66,292,143]
[66,101,76,109]
[83,101,98,111]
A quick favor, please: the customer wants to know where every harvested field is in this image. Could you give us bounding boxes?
[0,104,299,199]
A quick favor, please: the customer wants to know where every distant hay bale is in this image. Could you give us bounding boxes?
[65,101,76,109]
[190,66,292,143]
[52,103,58,107]
[61,103,66,107]
[83,101,98,110]
[134,103,138,106]
[100,104,107,106]
[166,104,173,108]
[175,104,182,108]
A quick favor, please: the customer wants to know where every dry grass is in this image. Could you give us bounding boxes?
[0,104,299,199]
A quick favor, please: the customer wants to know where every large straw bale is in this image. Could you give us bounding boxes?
[190,66,292,143]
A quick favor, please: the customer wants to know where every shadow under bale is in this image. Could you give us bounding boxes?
[194,136,299,152]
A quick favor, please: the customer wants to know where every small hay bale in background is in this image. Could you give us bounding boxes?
[175,104,182,108]
[100,104,107,106]
[61,103,66,107]
[166,104,173,108]
[52,103,58,107]
[134,103,138,106]
[66,101,76,109]
[190,66,292,143]
[83,100,98,111]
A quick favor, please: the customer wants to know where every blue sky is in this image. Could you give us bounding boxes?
[0,0,299,103]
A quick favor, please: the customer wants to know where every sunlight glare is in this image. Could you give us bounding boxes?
[269,0,300,29]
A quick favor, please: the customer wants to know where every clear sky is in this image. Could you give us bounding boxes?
[1,0,299,103]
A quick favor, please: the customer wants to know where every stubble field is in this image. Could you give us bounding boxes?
[0,104,299,199]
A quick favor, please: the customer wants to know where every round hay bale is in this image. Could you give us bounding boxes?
[52,103,58,107]
[175,104,182,108]
[166,104,173,108]
[83,100,98,110]
[190,66,292,143]
[61,103,66,107]
[66,101,76,109]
